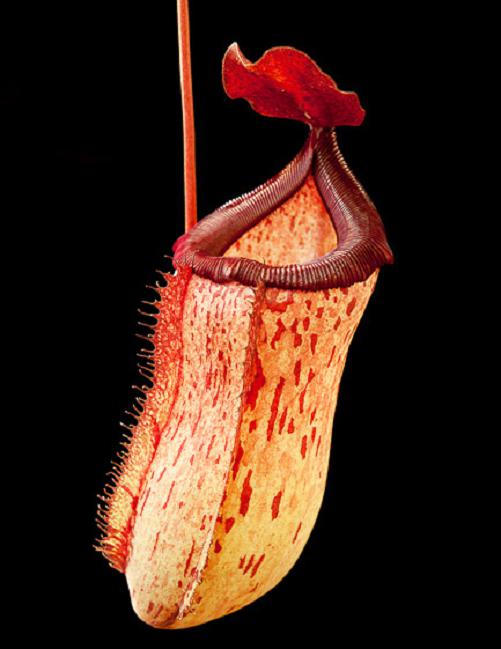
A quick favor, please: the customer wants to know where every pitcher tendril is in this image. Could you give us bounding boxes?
[177,0,197,232]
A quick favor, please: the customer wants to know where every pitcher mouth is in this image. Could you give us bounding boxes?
[173,128,394,290]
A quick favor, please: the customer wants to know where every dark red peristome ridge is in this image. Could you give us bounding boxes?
[173,128,394,290]
[222,43,365,128]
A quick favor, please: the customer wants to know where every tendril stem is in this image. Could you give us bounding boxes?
[177,0,197,232]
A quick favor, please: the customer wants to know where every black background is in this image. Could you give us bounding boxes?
[3,1,459,643]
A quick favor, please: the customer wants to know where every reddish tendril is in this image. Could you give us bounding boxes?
[177,0,197,232]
